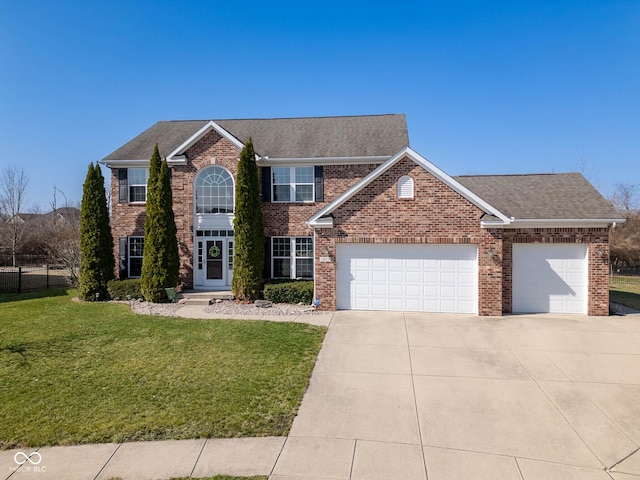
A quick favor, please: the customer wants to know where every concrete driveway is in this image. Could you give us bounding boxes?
[272,311,640,480]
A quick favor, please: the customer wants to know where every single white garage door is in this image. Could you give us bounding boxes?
[512,244,588,314]
[336,244,478,313]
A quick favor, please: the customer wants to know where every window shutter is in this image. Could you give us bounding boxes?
[119,237,128,278]
[263,237,272,278]
[261,167,271,202]
[314,166,324,202]
[118,169,128,203]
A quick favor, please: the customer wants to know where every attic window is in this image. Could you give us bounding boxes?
[398,176,414,199]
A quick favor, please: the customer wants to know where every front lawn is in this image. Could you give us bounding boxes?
[610,287,640,310]
[0,290,325,449]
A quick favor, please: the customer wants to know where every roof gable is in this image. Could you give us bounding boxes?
[308,147,510,227]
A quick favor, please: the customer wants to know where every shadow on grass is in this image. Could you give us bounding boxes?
[610,289,640,311]
[0,288,72,304]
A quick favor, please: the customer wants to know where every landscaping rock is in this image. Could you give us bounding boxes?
[254,299,273,308]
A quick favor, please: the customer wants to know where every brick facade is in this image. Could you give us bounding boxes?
[109,137,611,316]
[311,156,610,316]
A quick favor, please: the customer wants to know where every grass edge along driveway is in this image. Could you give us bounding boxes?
[610,275,640,310]
[0,290,326,449]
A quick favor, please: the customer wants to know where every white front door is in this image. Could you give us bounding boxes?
[195,237,234,288]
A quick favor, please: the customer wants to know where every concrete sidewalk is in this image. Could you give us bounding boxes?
[3,310,640,479]
[1,437,285,480]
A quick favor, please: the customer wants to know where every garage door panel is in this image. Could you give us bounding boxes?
[406,285,421,296]
[406,271,421,283]
[424,271,438,283]
[337,244,477,313]
[372,269,387,282]
[354,269,370,281]
[513,244,587,314]
[459,272,475,284]
[389,284,403,296]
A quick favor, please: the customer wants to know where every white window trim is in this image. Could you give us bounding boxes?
[272,166,315,203]
[128,236,144,278]
[128,167,149,204]
[272,236,314,279]
[398,175,414,199]
[194,165,235,214]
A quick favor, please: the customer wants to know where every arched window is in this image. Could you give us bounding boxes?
[195,166,234,213]
[398,175,414,199]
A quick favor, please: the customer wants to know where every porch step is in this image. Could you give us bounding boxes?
[181,290,235,306]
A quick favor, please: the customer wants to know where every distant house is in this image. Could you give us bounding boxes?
[100,114,622,315]
[9,207,80,226]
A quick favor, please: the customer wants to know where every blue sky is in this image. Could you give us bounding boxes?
[1,0,638,210]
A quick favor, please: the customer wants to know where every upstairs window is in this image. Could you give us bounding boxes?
[398,175,414,199]
[128,168,149,203]
[272,166,314,202]
[195,166,234,214]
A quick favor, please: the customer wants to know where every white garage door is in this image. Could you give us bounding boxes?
[336,244,478,313]
[513,244,588,314]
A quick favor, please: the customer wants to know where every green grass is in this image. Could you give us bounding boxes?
[0,289,325,449]
[610,286,640,310]
[610,275,640,310]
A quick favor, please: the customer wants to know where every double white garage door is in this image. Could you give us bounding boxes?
[336,244,478,313]
[336,243,588,314]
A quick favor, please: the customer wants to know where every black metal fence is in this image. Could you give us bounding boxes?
[0,265,72,293]
[0,255,53,267]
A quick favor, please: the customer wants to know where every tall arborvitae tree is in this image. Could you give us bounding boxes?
[78,163,114,300]
[232,138,264,301]
[141,144,179,302]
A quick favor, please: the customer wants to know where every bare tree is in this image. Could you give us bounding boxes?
[610,183,640,270]
[0,166,30,266]
[46,189,81,285]
[576,150,600,188]
[611,183,638,215]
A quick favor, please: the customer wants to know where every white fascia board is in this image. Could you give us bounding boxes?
[488,218,627,229]
[99,158,186,168]
[99,159,150,168]
[308,216,334,228]
[257,156,390,166]
[166,120,244,161]
[307,147,511,228]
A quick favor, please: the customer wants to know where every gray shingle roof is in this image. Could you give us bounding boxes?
[102,114,409,161]
[454,173,618,220]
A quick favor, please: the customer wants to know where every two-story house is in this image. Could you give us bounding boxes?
[100,114,622,315]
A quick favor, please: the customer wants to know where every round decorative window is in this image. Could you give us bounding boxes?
[208,245,221,258]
